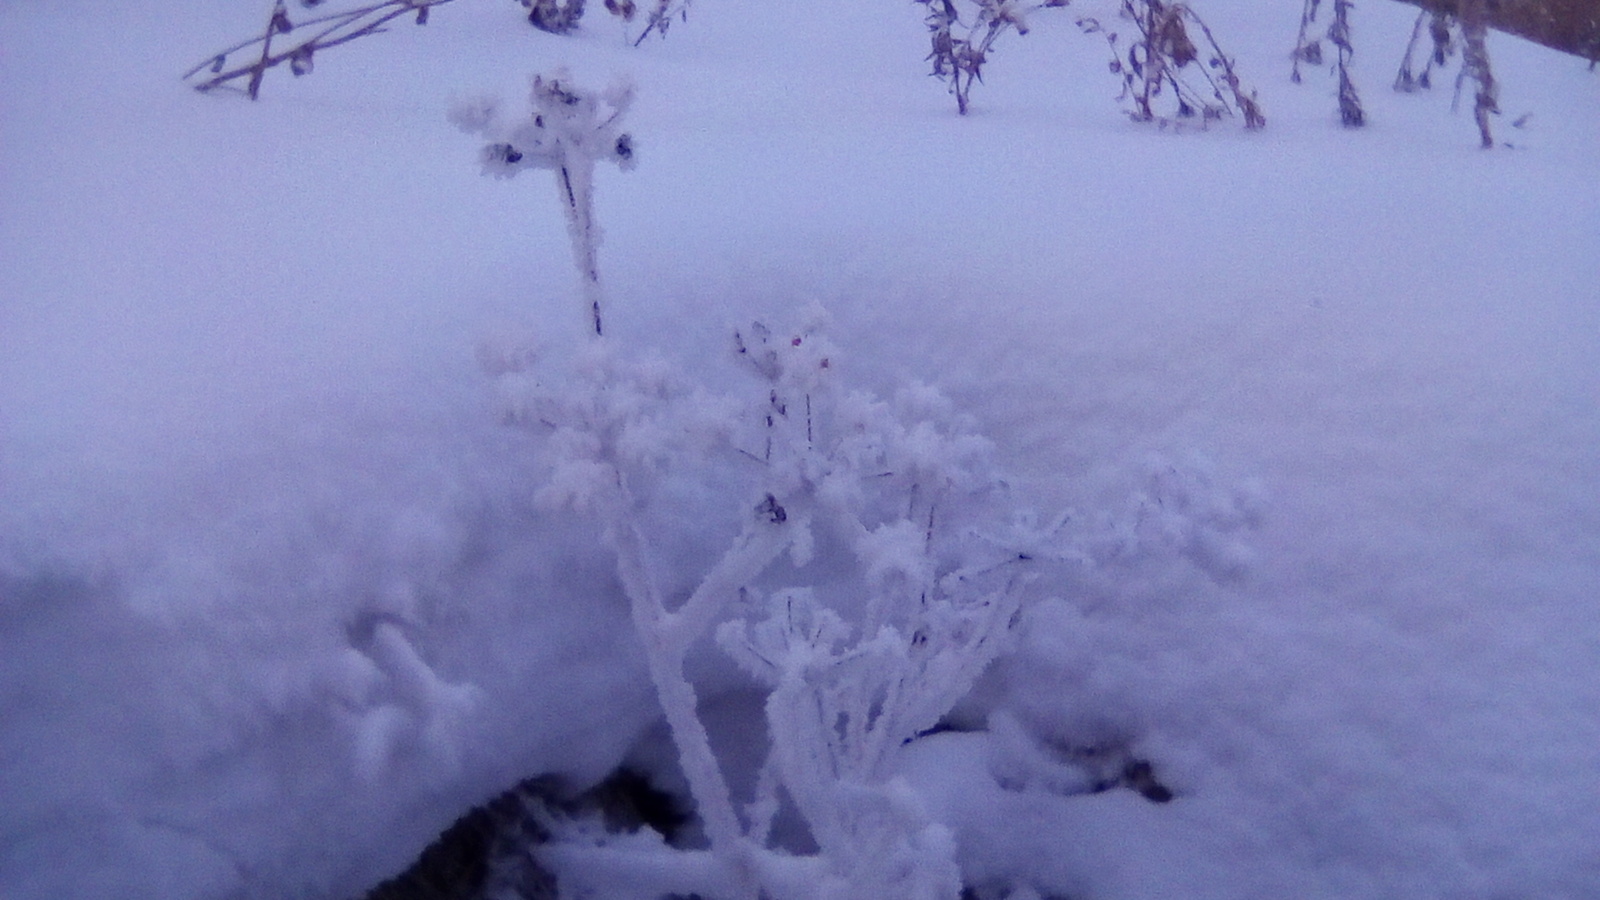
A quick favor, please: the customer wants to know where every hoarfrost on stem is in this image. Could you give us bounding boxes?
[452,70,637,337]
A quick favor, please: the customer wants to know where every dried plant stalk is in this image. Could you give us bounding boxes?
[1291,0,1325,84]
[1293,0,1364,126]
[631,0,693,46]
[1395,7,1456,91]
[1082,0,1263,130]
[1330,0,1365,127]
[917,0,1063,115]
[1458,0,1499,148]
[1393,1,1500,147]
[184,0,455,100]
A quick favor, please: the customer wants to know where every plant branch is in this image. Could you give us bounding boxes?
[633,0,692,46]
[184,0,455,99]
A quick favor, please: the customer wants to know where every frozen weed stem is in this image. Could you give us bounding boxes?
[452,72,636,337]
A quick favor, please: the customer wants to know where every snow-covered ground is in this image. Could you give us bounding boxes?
[2,1,1598,897]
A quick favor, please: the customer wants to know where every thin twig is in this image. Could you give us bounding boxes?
[1394,8,1432,90]
[1175,4,1266,129]
[185,0,455,98]
[1291,0,1323,83]
[633,0,690,46]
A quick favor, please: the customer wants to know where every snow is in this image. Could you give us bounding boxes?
[3,0,1599,897]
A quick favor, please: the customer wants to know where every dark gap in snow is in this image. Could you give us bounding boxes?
[359,767,690,900]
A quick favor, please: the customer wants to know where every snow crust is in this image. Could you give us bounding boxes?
[2,0,1598,897]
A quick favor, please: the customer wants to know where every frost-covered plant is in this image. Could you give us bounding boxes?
[1079,0,1265,129]
[485,308,1035,899]
[184,0,454,99]
[1394,0,1499,148]
[446,67,1266,900]
[451,71,637,337]
[712,322,1023,899]
[1292,0,1365,128]
[916,0,1066,115]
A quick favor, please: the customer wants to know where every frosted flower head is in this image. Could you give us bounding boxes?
[456,70,639,181]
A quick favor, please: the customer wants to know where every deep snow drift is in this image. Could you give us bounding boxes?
[2,0,1598,897]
